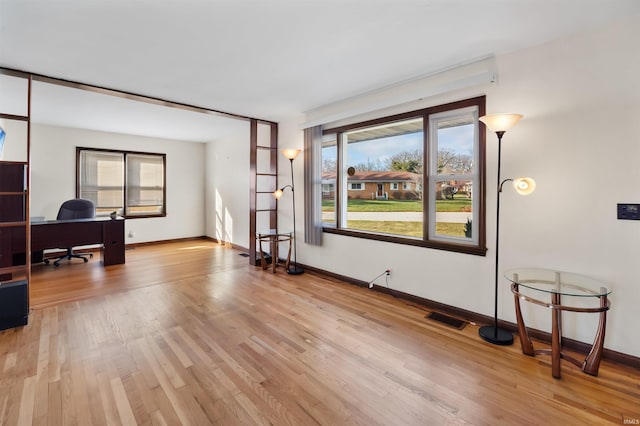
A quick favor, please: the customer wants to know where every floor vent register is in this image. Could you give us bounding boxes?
[425,311,467,330]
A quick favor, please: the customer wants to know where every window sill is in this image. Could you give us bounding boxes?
[124,213,166,219]
[322,227,487,256]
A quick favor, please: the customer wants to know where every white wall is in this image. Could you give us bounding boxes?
[278,15,640,358]
[31,124,206,244]
[204,121,251,248]
[0,118,28,162]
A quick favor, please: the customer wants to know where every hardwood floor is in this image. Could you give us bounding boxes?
[1,239,638,425]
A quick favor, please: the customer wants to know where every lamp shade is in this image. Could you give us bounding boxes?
[479,114,523,133]
[273,188,284,199]
[281,149,301,160]
[512,177,536,195]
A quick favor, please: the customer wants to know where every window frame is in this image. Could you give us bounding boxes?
[76,147,167,219]
[321,96,486,256]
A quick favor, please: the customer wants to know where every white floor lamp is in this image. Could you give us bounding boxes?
[478,113,536,345]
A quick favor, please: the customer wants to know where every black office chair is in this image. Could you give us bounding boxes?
[45,199,96,267]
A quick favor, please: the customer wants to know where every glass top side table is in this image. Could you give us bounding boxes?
[505,268,611,379]
[256,229,293,273]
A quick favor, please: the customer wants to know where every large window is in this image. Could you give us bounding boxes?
[77,148,166,218]
[321,97,486,255]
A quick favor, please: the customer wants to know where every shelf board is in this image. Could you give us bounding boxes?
[0,113,28,122]
[0,221,26,228]
[0,265,27,275]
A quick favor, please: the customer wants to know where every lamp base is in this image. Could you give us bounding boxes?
[287,267,304,275]
[478,325,514,346]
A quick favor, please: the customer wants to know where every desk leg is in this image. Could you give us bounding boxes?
[513,283,535,356]
[583,293,608,376]
[551,292,562,379]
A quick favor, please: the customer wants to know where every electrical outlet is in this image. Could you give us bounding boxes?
[386,269,391,275]
[618,203,640,220]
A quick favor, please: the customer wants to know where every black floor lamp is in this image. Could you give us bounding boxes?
[478,113,536,345]
[274,148,304,275]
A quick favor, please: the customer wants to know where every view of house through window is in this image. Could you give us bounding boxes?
[429,111,477,241]
[341,117,424,238]
[320,97,485,254]
[78,148,166,218]
[321,135,337,224]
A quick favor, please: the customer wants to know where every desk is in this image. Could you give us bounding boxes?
[28,217,125,266]
[256,230,292,273]
[506,268,610,378]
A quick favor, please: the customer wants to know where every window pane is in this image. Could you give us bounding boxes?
[343,118,423,238]
[126,154,164,216]
[79,150,124,214]
[321,134,337,225]
[433,177,474,239]
[429,108,478,242]
[436,117,475,175]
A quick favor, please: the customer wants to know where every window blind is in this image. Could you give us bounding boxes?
[126,154,165,216]
[79,150,124,213]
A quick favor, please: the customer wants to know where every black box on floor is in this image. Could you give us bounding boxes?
[0,280,29,331]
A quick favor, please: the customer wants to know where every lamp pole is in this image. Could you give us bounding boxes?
[286,157,303,275]
[478,130,514,345]
[478,113,524,346]
[276,149,304,275]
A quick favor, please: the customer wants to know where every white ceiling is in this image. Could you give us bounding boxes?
[1,0,639,142]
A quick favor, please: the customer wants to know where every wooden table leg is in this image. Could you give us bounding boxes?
[271,236,277,273]
[551,292,562,379]
[583,292,608,376]
[285,235,292,272]
[512,283,535,356]
[259,236,267,270]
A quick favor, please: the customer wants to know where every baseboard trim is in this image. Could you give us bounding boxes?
[201,236,249,253]
[299,262,640,370]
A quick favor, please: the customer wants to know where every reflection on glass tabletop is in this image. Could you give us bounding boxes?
[504,268,609,297]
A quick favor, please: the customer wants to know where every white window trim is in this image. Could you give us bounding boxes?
[427,106,479,245]
[318,96,486,256]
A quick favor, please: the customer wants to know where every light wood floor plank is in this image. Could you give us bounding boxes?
[17,375,36,426]
[111,376,138,426]
[0,239,635,425]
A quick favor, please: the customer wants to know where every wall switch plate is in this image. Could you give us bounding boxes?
[617,203,640,220]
